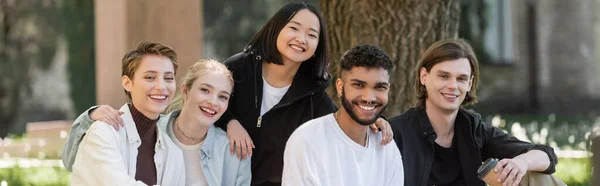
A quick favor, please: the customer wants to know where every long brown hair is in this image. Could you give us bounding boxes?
[414,39,480,108]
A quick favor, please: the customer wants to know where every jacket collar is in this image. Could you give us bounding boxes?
[120,104,141,145]
[243,49,331,105]
[121,103,167,150]
[416,108,436,143]
[416,107,473,143]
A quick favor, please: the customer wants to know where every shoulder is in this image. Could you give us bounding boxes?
[288,115,332,144]
[212,126,230,145]
[295,114,331,134]
[84,121,122,144]
[88,121,118,135]
[157,111,176,133]
[388,108,419,128]
[223,51,250,70]
[459,108,484,127]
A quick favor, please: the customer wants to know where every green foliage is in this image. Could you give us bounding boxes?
[0,166,71,186]
[0,0,62,137]
[554,158,591,186]
[62,0,96,114]
[458,0,492,64]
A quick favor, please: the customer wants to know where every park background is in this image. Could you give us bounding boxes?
[0,0,598,185]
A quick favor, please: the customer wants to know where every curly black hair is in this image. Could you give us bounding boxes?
[339,44,392,74]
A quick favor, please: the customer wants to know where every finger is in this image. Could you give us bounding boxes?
[241,140,248,160]
[236,139,243,159]
[499,164,513,183]
[383,128,393,145]
[249,138,255,148]
[106,114,119,130]
[98,109,116,125]
[109,109,124,128]
[495,160,508,173]
[105,111,121,129]
[382,125,391,145]
[513,171,523,186]
[229,137,235,154]
[370,124,378,133]
[106,116,120,131]
[503,169,517,186]
[246,138,253,157]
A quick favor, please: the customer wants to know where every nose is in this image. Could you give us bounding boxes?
[446,78,458,90]
[295,34,306,44]
[207,94,218,107]
[156,78,166,91]
[362,89,377,102]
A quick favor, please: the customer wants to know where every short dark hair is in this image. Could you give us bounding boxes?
[340,44,393,74]
[414,39,480,108]
[247,2,330,79]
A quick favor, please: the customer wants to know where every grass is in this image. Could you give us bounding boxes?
[0,166,71,186]
[0,158,591,186]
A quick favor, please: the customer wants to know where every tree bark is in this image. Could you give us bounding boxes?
[321,0,461,116]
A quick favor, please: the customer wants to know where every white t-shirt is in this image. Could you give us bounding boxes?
[168,122,208,186]
[260,77,290,116]
[282,114,404,186]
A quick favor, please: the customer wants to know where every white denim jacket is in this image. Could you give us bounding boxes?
[69,104,185,186]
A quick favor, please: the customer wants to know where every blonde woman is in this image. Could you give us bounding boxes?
[164,59,251,185]
[64,58,250,186]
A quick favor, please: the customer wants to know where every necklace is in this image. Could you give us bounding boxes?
[174,119,207,142]
[333,112,369,147]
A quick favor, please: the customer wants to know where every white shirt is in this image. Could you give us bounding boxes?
[282,114,404,186]
[71,104,185,186]
[168,121,209,186]
[260,77,290,116]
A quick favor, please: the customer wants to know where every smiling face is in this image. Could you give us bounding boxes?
[181,72,233,127]
[420,58,473,113]
[275,8,320,64]
[337,67,390,125]
[122,54,176,119]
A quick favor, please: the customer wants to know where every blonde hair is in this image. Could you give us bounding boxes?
[122,42,178,99]
[166,59,233,113]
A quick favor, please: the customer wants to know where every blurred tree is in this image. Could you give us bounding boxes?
[62,0,95,115]
[458,0,491,64]
[321,0,461,116]
[0,0,61,138]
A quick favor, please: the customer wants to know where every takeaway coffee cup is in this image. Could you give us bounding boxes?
[478,158,502,186]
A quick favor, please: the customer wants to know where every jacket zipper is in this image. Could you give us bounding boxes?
[257,116,262,128]
[255,91,315,128]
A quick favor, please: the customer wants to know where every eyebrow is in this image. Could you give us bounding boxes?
[436,70,469,77]
[289,21,320,34]
[350,79,390,86]
[376,82,391,87]
[201,83,231,96]
[143,70,174,75]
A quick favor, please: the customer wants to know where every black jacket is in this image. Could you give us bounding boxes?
[390,108,558,186]
[215,50,336,185]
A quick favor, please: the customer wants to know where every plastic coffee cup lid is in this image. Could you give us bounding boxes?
[477,158,498,179]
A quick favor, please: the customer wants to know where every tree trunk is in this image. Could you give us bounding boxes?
[321,0,461,116]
